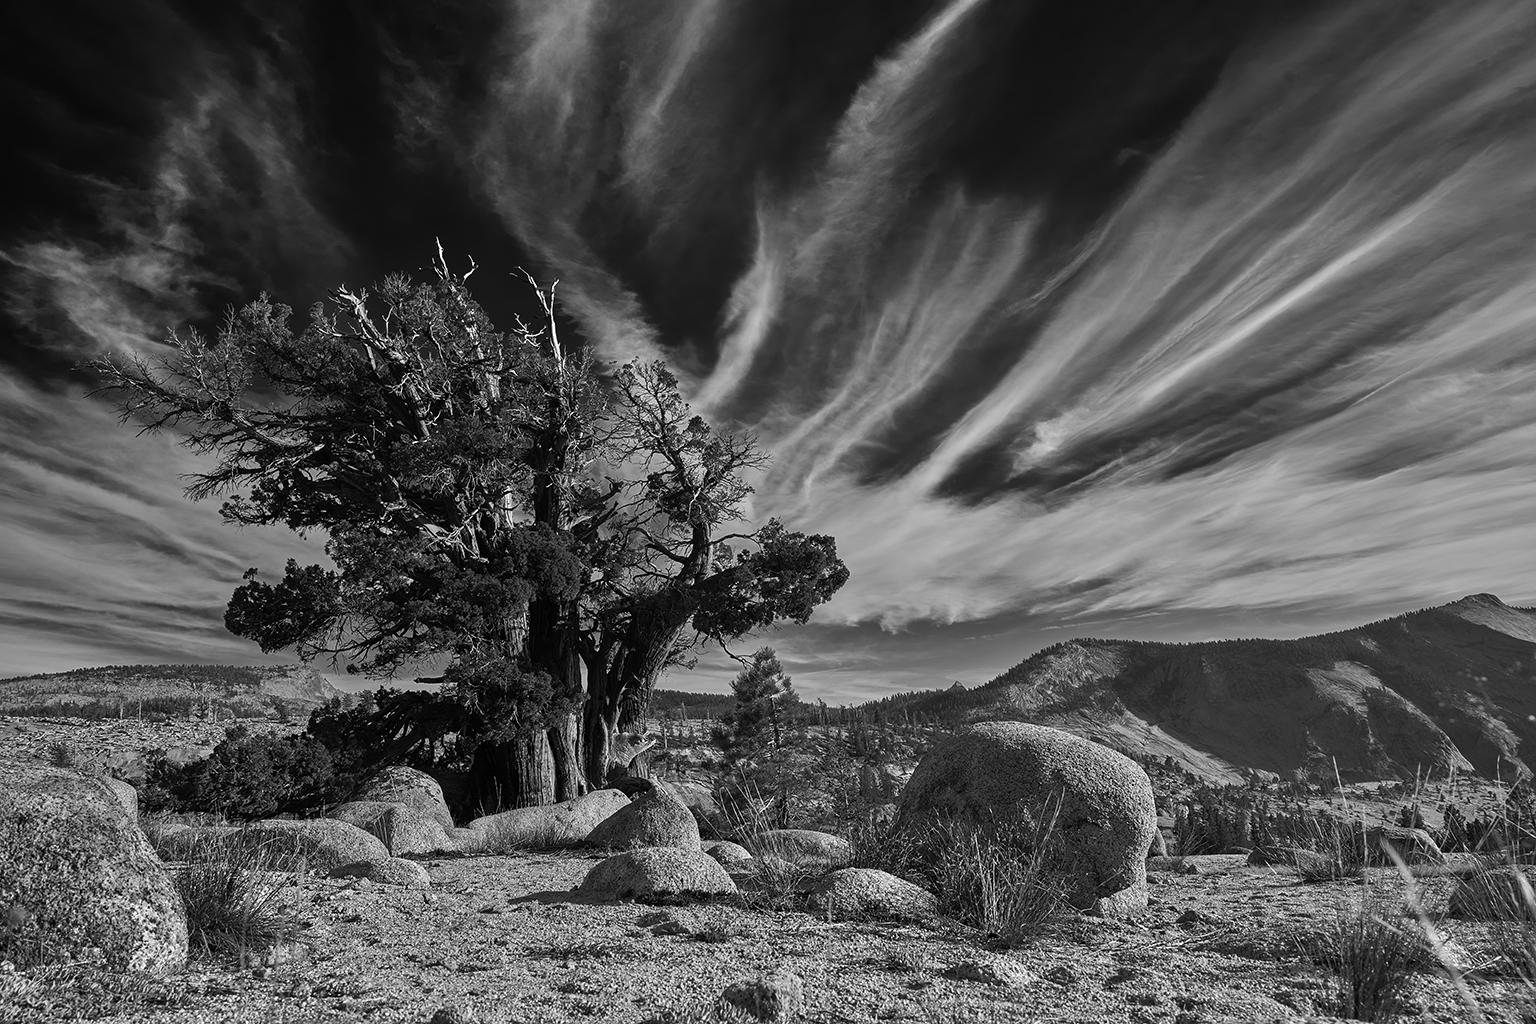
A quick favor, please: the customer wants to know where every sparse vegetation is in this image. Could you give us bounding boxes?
[849,799,1072,946]
[1292,816,1370,883]
[1305,891,1431,1021]
[172,831,301,962]
[923,810,1072,946]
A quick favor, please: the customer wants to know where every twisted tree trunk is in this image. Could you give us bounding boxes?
[470,730,555,811]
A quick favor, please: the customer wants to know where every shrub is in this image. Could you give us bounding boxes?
[925,813,1071,946]
[739,855,818,914]
[880,794,1072,946]
[463,816,575,856]
[173,830,300,961]
[1451,855,1536,989]
[1305,892,1430,1021]
[845,817,925,879]
[146,726,352,819]
[1292,815,1369,883]
[46,742,76,769]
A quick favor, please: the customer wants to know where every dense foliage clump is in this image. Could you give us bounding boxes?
[143,726,352,819]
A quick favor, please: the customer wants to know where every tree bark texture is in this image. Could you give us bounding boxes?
[471,731,555,811]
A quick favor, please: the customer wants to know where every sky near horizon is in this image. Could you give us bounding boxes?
[4,1,1536,704]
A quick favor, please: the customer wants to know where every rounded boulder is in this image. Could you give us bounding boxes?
[328,801,459,856]
[349,766,455,830]
[587,788,701,851]
[577,847,738,902]
[158,818,389,874]
[807,868,938,922]
[746,829,852,871]
[462,789,631,851]
[0,765,188,973]
[703,840,755,868]
[328,857,431,889]
[99,775,139,819]
[894,722,1156,918]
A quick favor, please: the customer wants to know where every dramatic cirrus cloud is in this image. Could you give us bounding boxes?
[4,0,1536,700]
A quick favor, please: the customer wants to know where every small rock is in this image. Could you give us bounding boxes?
[1104,966,1151,988]
[1044,965,1076,985]
[717,970,805,1022]
[942,958,1035,988]
[637,908,699,936]
[328,857,431,889]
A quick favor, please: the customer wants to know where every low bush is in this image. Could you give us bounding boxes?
[173,829,301,962]
[1305,891,1431,1021]
[861,795,1073,946]
[925,811,1071,946]
[845,817,926,879]
[1292,815,1369,883]
[1452,855,1536,987]
[144,726,353,819]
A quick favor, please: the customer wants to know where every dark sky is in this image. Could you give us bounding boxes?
[4,0,1536,700]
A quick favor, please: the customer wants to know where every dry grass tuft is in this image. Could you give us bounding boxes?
[1305,890,1432,1021]
[926,812,1071,947]
[1291,814,1369,883]
[173,829,301,963]
[869,792,1073,947]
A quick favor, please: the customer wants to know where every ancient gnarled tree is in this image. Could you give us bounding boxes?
[92,250,848,809]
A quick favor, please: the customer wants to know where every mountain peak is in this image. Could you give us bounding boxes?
[1449,592,1506,608]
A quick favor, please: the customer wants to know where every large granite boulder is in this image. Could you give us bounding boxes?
[327,801,459,856]
[462,789,631,851]
[578,847,737,902]
[894,722,1156,918]
[157,818,389,873]
[807,868,938,922]
[587,788,701,851]
[348,766,455,830]
[0,765,187,973]
[745,830,852,871]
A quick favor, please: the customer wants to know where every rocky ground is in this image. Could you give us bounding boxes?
[0,714,294,775]
[3,715,1529,1024]
[2,851,1525,1024]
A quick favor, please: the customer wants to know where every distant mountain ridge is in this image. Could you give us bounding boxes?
[864,594,1536,785]
[0,663,345,720]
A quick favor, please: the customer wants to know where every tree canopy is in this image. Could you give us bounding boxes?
[91,249,849,808]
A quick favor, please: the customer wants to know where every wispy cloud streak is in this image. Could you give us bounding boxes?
[482,0,1536,639]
